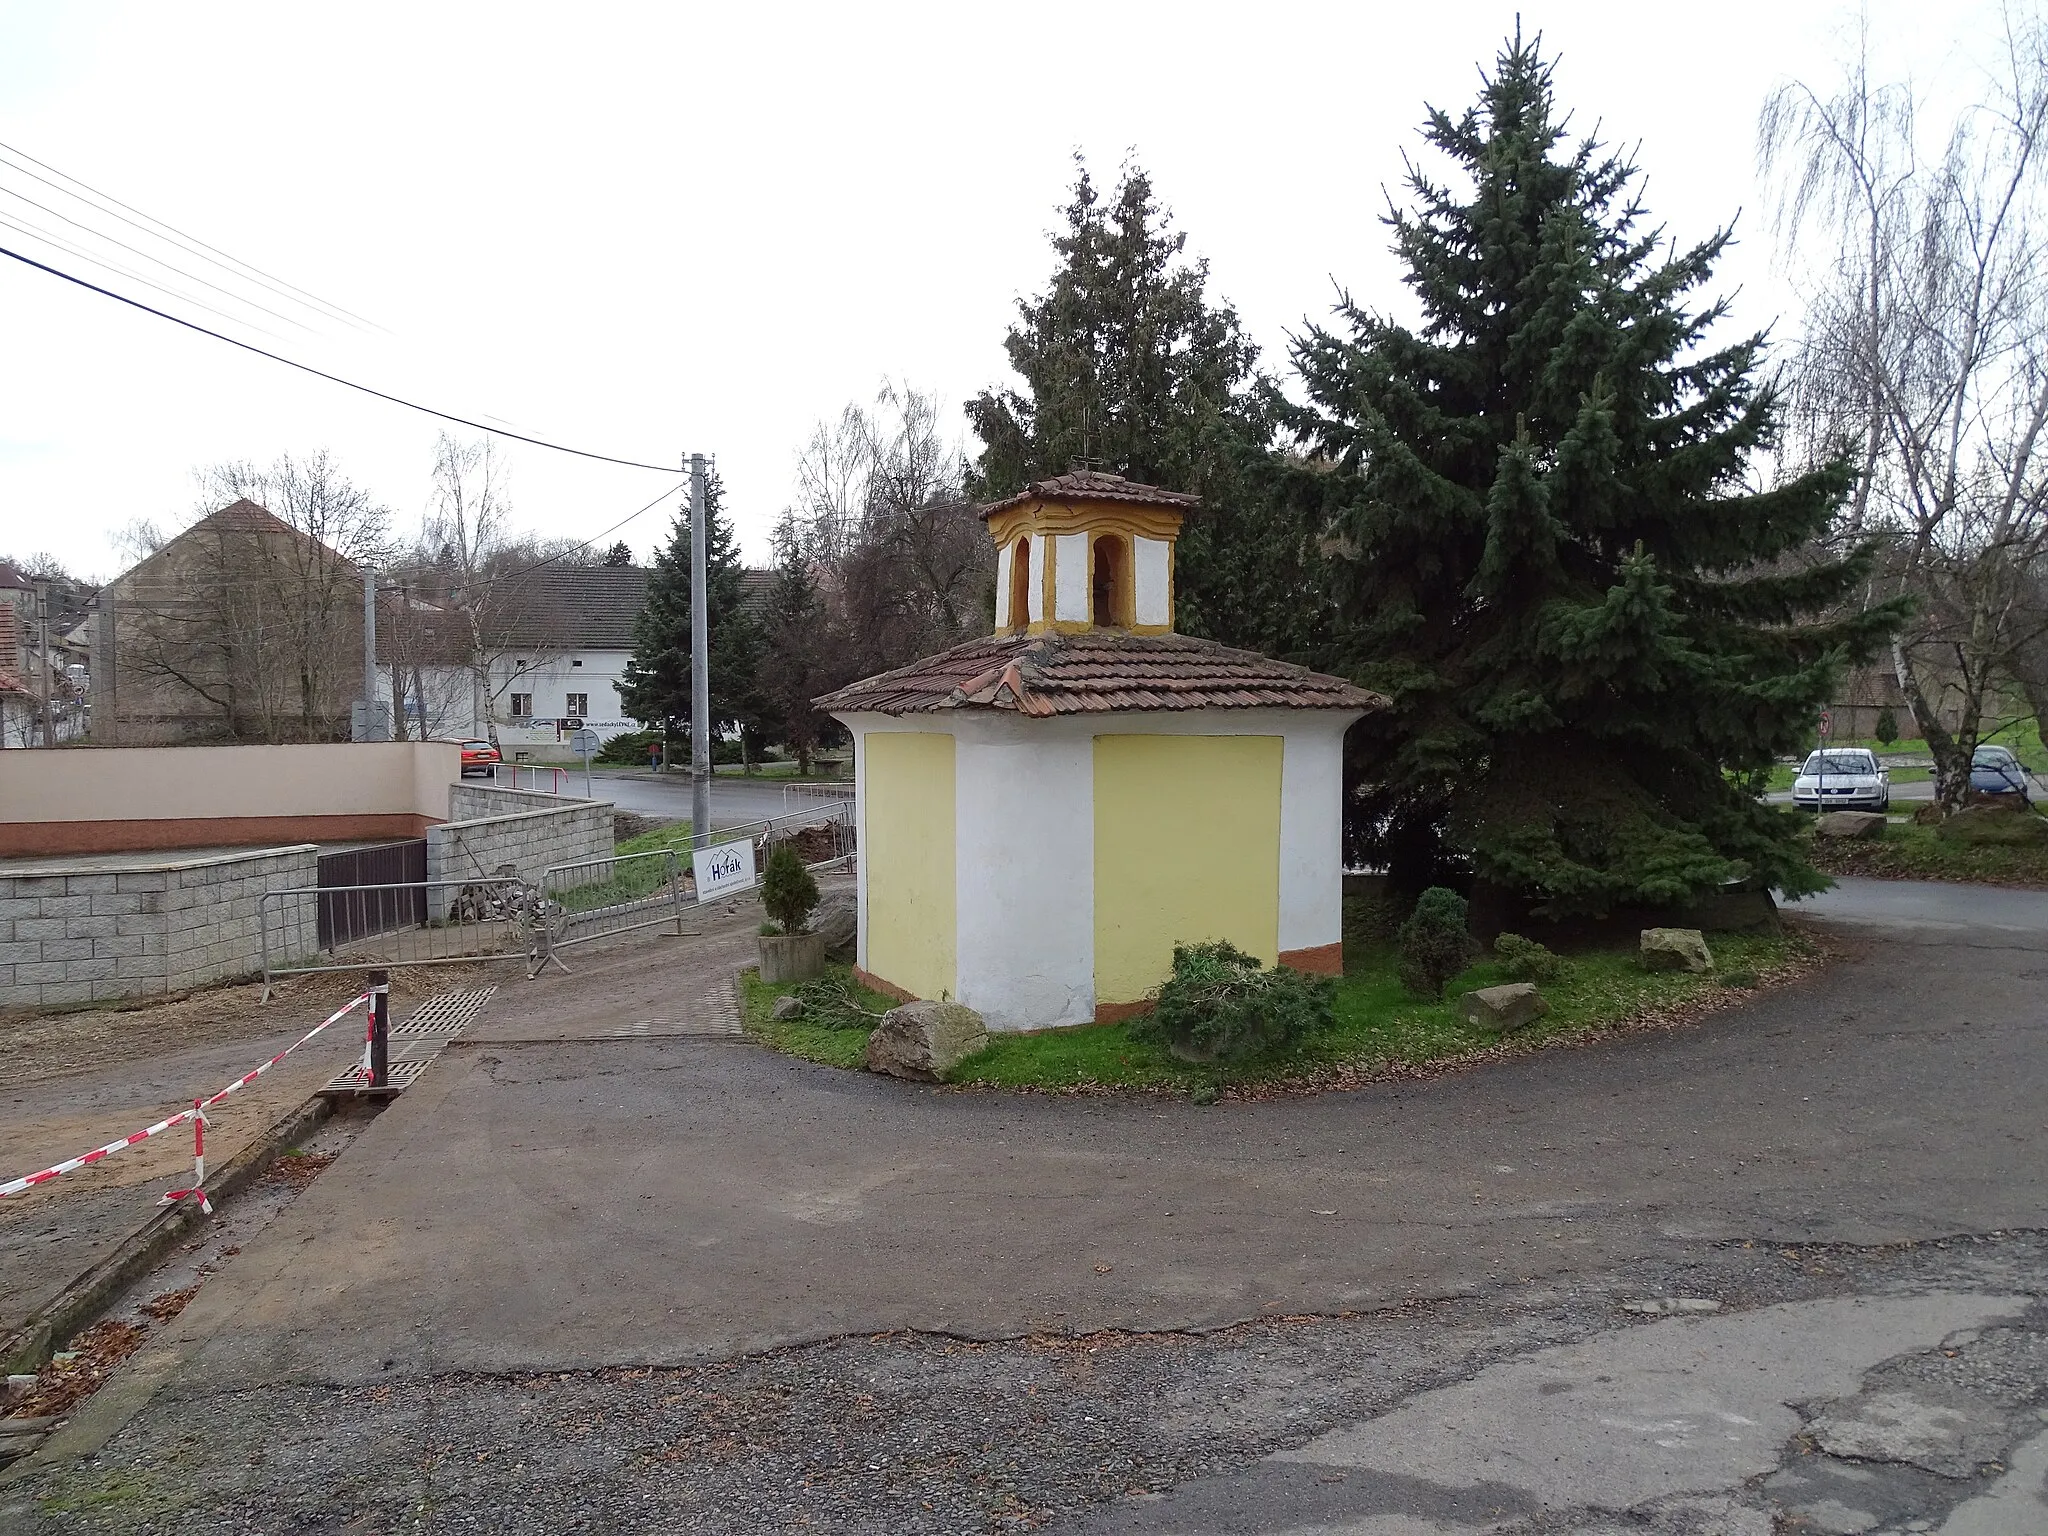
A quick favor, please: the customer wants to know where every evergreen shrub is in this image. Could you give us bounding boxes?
[1398,887,1474,1000]
[1873,706,1899,746]
[1493,932,1566,983]
[761,842,820,934]
[1131,941,1334,1062]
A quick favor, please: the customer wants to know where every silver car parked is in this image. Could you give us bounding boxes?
[1792,747,1890,811]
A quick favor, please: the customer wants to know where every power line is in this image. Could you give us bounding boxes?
[0,241,685,473]
[0,138,377,331]
[486,482,686,583]
[0,211,288,338]
[0,180,314,331]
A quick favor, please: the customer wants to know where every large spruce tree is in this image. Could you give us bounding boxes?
[966,159,1322,656]
[619,472,761,759]
[1288,34,1904,914]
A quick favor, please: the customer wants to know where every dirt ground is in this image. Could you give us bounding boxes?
[0,963,502,1092]
[0,961,509,1344]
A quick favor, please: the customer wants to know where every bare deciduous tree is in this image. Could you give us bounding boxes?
[791,382,993,686]
[113,450,389,742]
[1763,13,2048,807]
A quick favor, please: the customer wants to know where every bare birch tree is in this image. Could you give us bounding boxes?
[1762,13,2048,807]
[791,381,993,684]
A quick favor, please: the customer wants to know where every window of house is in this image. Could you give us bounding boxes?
[1009,537,1031,630]
[565,692,588,717]
[510,693,533,719]
[1091,535,1129,627]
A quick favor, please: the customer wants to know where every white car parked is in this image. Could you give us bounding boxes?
[1791,747,1890,812]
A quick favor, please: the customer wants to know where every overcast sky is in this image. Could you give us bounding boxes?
[0,0,2019,581]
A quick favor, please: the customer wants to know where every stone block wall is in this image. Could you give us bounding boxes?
[0,846,319,1010]
[425,800,615,919]
[447,782,584,821]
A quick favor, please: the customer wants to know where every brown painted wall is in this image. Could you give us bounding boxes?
[2,813,437,858]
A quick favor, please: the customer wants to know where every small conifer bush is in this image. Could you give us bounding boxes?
[1131,940,1334,1062]
[1397,886,1473,1000]
[1493,932,1566,983]
[760,840,820,935]
[1873,705,1899,746]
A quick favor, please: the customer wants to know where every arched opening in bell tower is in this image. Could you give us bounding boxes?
[1009,537,1032,631]
[1091,534,1129,628]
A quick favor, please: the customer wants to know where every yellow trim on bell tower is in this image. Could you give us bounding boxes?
[987,496,1184,638]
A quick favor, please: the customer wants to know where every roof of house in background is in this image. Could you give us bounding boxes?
[488,564,651,650]
[0,561,31,593]
[979,470,1203,520]
[816,629,1384,718]
[105,499,358,592]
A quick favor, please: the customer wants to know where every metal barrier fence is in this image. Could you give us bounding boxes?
[706,800,857,867]
[259,877,535,1000]
[539,846,688,965]
[259,802,857,997]
[781,781,856,815]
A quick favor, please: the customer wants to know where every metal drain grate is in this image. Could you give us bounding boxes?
[390,987,497,1037]
[320,1058,431,1095]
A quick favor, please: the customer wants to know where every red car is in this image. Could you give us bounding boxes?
[459,739,500,778]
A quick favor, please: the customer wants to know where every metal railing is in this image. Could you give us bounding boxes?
[260,877,538,1000]
[539,846,688,963]
[707,800,857,868]
[781,781,856,815]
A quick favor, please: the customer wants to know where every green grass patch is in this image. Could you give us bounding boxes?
[1807,818,2048,886]
[740,924,1805,1094]
[615,820,694,857]
[739,964,894,1069]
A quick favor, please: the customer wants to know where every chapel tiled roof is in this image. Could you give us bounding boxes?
[815,629,1383,718]
[979,470,1202,520]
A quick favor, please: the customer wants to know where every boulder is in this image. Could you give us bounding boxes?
[770,993,806,1021]
[812,892,859,962]
[864,1000,988,1081]
[1459,982,1549,1034]
[1935,803,2048,845]
[1815,810,1888,840]
[1640,927,1713,974]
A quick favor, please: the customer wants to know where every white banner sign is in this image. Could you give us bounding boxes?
[692,840,756,902]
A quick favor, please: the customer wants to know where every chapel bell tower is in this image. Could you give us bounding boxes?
[982,470,1191,638]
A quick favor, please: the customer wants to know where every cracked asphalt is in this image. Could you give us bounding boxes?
[3,878,2043,1534]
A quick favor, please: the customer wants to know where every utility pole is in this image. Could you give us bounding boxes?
[31,578,55,747]
[689,453,711,851]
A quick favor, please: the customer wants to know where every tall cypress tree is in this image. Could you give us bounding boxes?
[966,159,1322,656]
[1288,33,1905,914]
[756,510,831,773]
[619,472,761,760]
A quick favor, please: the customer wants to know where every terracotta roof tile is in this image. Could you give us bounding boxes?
[979,470,1202,520]
[815,630,1383,718]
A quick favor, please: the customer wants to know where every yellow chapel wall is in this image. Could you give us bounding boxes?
[1091,733,1282,1011]
[861,730,958,1002]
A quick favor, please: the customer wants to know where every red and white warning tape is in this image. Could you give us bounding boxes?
[0,991,371,1203]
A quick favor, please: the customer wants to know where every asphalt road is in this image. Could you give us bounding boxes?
[7,879,2044,1533]
[492,765,845,827]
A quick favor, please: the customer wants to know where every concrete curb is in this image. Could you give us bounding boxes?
[0,1091,336,1378]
